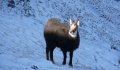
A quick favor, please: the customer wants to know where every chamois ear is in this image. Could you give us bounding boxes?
[77,20,79,26]
[70,18,72,25]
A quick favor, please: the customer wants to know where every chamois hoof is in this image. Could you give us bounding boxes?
[69,63,73,67]
[62,62,66,65]
[46,58,49,60]
[52,61,55,64]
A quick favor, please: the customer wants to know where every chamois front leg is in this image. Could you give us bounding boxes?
[62,51,67,65]
[69,51,73,66]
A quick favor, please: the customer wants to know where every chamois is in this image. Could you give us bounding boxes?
[44,18,80,66]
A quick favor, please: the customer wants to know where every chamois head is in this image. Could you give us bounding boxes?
[69,18,79,38]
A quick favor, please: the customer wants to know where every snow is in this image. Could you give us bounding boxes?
[0,0,120,70]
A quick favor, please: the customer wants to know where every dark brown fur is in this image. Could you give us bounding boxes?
[44,18,80,66]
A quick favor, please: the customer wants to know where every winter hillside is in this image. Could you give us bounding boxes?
[0,0,120,70]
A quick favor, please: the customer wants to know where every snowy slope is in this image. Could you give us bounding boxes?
[0,0,120,70]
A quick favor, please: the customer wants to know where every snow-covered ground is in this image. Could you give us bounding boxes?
[0,0,120,70]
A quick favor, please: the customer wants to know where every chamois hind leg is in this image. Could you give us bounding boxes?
[50,47,55,64]
[46,46,50,60]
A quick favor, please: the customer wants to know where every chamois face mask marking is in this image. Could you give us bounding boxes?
[69,19,79,38]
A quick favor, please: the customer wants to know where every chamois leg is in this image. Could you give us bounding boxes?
[69,51,73,66]
[62,51,67,65]
[46,46,50,60]
[50,48,55,63]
